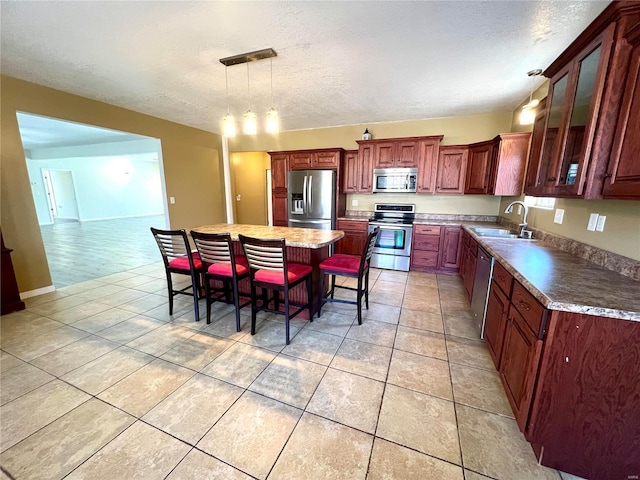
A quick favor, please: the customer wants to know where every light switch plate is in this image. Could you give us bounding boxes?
[596,215,606,232]
[516,205,522,215]
[351,199,358,207]
[554,209,565,224]
[587,213,598,231]
[170,196,175,204]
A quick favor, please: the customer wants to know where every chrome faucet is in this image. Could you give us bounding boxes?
[504,201,531,238]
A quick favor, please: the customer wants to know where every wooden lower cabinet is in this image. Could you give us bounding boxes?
[525,311,640,479]
[500,304,543,431]
[438,227,461,270]
[410,225,461,273]
[475,263,640,477]
[459,234,477,300]
[335,219,368,255]
[483,280,509,369]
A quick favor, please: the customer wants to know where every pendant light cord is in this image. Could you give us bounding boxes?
[246,62,251,110]
[270,57,274,106]
[225,66,230,114]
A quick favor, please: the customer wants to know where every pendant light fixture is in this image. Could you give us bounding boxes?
[221,66,236,137]
[219,48,278,136]
[266,57,280,134]
[519,69,543,125]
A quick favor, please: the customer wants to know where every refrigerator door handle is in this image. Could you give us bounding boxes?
[302,175,308,213]
[308,175,313,212]
[289,218,329,224]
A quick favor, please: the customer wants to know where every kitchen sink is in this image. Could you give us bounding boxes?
[470,227,521,238]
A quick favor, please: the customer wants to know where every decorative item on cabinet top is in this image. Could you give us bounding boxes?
[523,1,640,199]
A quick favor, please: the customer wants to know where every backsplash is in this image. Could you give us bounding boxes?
[498,218,640,281]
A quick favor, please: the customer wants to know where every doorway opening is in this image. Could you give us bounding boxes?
[18,112,170,288]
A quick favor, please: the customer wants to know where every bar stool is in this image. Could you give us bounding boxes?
[239,234,313,345]
[318,227,379,325]
[190,231,251,330]
[150,227,204,322]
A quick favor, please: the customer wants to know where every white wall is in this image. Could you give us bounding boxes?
[26,139,164,222]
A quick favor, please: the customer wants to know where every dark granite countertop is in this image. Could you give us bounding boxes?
[462,225,640,322]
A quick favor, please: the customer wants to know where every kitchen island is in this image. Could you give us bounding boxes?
[190,224,344,315]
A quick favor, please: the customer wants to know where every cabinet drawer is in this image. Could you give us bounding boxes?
[337,220,368,232]
[411,250,439,267]
[414,225,441,235]
[412,234,440,252]
[511,282,547,338]
[493,262,514,297]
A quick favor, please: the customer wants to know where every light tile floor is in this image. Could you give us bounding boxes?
[39,215,166,288]
[0,265,584,480]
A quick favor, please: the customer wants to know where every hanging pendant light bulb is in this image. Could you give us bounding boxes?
[519,69,543,125]
[266,58,280,134]
[221,66,236,137]
[243,62,257,135]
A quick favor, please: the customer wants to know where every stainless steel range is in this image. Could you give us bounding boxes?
[368,203,415,271]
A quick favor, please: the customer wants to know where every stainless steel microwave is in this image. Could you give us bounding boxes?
[372,168,418,193]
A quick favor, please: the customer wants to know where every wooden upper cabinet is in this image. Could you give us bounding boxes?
[396,141,419,167]
[466,133,531,196]
[357,143,374,193]
[313,150,340,169]
[374,142,395,168]
[465,141,493,194]
[290,152,313,170]
[341,150,359,193]
[525,98,548,192]
[603,22,640,199]
[269,154,288,192]
[436,146,468,194]
[366,138,420,169]
[288,149,341,170]
[524,3,640,199]
[416,137,441,193]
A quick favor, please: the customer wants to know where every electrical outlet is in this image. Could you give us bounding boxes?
[351,199,358,207]
[596,215,606,232]
[587,213,599,231]
[170,196,175,204]
[554,209,565,224]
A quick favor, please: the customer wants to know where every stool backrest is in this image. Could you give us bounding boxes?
[238,234,287,274]
[360,227,380,274]
[150,227,196,269]
[190,231,235,267]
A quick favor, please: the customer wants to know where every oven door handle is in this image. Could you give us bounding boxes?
[369,223,412,230]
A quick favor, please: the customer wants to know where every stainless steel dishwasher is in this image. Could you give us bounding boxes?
[470,246,494,338]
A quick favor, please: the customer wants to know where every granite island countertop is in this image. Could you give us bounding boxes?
[191,224,344,249]
[462,226,640,321]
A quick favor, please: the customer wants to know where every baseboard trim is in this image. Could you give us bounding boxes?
[20,285,56,299]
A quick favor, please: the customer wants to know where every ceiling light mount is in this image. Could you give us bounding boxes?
[219,48,277,67]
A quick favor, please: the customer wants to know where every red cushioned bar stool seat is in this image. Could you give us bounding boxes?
[318,228,379,325]
[190,231,251,330]
[239,234,313,345]
[151,227,204,322]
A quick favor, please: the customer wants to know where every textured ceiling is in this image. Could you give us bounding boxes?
[1,1,610,135]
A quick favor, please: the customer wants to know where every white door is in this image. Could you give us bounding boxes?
[49,170,79,220]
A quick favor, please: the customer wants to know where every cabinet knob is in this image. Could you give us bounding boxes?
[518,300,531,311]
[547,176,556,182]
[603,173,612,178]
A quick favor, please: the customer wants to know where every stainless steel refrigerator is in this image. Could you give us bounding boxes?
[287,170,336,230]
